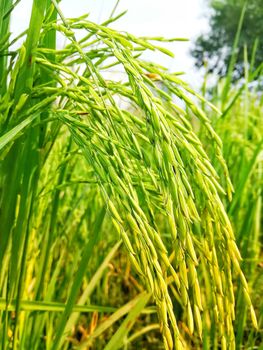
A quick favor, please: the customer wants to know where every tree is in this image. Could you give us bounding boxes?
[192,0,263,79]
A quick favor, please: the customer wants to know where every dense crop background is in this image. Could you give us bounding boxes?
[0,1,262,349]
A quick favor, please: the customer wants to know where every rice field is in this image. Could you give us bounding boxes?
[0,1,262,349]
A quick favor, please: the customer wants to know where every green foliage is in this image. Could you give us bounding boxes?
[192,0,263,79]
[0,1,260,349]
[199,62,263,348]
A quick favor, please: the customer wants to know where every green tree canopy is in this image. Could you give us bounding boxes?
[191,0,263,79]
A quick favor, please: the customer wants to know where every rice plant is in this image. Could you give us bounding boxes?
[0,1,259,349]
[198,50,263,349]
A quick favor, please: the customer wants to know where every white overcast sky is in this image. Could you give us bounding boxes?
[11,0,210,86]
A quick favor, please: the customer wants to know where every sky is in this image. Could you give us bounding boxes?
[11,0,210,86]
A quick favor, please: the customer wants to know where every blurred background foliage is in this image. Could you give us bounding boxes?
[191,0,263,80]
